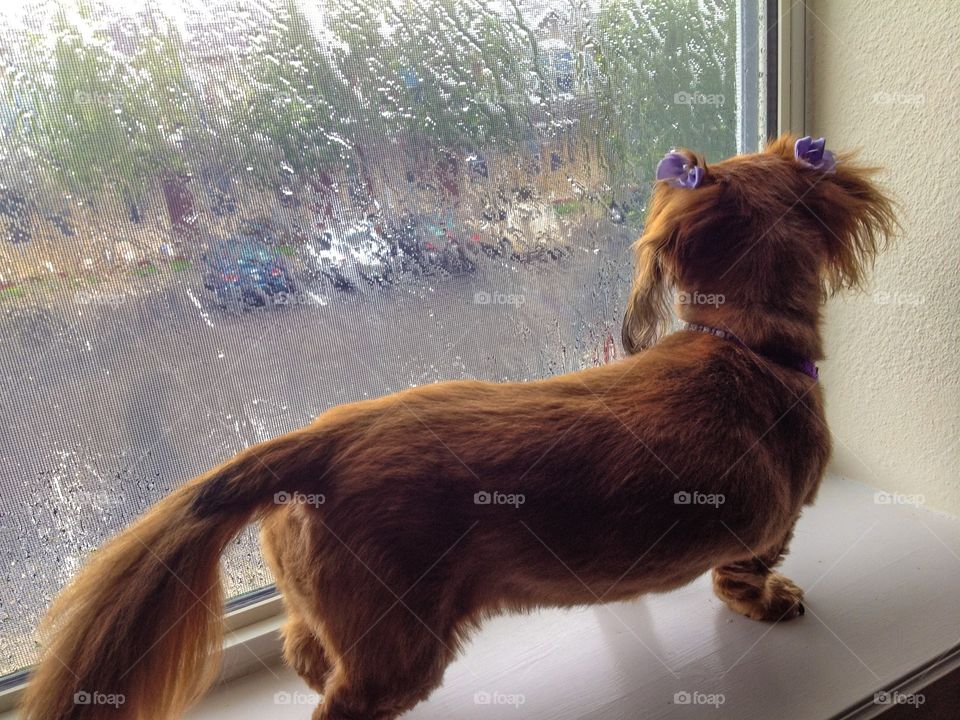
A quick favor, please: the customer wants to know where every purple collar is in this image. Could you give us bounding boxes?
[681,322,819,380]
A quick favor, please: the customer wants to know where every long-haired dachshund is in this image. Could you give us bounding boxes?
[22,135,896,720]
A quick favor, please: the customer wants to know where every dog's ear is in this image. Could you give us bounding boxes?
[622,152,728,355]
[803,160,898,293]
[768,135,898,292]
[621,236,671,355]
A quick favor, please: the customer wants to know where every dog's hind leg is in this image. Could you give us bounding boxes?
[282,615,332,693]
[311,602,461,720]
[261,510,333,693]
[712,525,805,622]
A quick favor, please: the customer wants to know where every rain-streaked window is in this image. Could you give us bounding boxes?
[0,0,768,678]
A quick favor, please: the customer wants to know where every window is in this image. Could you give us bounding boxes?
[0,0,770,681]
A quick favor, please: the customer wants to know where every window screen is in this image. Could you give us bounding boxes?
[0,0,768,678]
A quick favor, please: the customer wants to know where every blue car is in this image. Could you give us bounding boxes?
[201,236,293,308]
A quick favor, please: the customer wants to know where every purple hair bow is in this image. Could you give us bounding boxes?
[656,152,704,189]
[794,136,837,172]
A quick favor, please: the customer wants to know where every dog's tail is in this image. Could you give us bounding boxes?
[21,425,327,720]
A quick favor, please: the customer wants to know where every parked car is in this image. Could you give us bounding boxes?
[299,231,364,291]
[501,200,569,261]
[341,222,393,285]
[200,235,293,308]
[388,212,476,275]
[382,215,429,274]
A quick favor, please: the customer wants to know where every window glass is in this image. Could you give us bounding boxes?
[0,0,766,677]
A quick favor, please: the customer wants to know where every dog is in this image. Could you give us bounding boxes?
[22,135,895,720]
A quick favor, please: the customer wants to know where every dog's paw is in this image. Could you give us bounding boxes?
[715,571,805,622]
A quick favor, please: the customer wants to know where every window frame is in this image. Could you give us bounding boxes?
[0,0,802,711]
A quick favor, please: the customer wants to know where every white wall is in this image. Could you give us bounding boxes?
[808,0,960,512]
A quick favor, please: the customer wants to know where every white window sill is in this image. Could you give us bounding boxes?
[7,474,960,719]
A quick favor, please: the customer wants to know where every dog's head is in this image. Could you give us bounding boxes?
[621,135,897,354]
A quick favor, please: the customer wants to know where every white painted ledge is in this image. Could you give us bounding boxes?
[183,474,960,720]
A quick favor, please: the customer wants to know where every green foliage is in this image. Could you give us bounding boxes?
[0,0,743,233]
[553,200,583,215]
[0,285,25,298]
[327,0,535,155]
[31,7,199,207]
[232,0,354,189]
[593,0,738,201]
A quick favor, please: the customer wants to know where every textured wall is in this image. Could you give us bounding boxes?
[808,0,960,511]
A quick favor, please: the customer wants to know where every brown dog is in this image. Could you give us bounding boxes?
[22,135,896,720]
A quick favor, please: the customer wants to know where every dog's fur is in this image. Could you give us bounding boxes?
[21,135,895,720]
